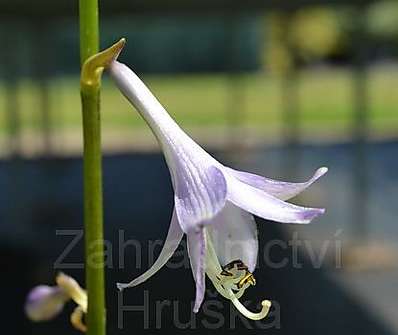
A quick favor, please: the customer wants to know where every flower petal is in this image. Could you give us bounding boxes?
[174,165,227,234]
[227,177,325,224]
[207,202,258,272]
[225,166,328,201]
[108,60,184,144]
[117,210,183,290]
[25,285,68,321]
[109,61,227,234]
[187,228,206,313]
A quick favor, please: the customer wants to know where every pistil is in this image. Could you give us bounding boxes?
[205,232,272,320]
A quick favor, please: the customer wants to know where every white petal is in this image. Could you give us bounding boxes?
[187,228,206,313]
[108,61,183,143]
[227,176,325,224]
[117,210,183,290]
[204,231,231,300]
[207,202,258,272]
[224,166,328,201]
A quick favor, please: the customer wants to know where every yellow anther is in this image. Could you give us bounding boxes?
[237,271,256,289]
[220,260,256,291]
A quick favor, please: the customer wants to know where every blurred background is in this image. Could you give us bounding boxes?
[1,0,398,334]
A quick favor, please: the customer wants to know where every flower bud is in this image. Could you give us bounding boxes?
[25,285,69,321]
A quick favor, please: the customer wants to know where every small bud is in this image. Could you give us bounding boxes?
[25,285,69,321]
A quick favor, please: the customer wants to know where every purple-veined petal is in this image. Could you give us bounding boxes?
[207,202,258,272]
[25,285,68,321]
[117,210,183,290]
[187,228,206,313]
[224,166,328,201]
[109,60,227,233]
[227,176,325,224]
[174,165,227,234]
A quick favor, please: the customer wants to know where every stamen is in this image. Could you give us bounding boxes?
[237,272,256,289]
[219,260,256,292]
[204,233,271,320]
[70,306,87,332]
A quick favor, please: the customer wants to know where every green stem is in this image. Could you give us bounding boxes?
[79,0,99,64]
[81,86,105,335]
[79,1,105,335]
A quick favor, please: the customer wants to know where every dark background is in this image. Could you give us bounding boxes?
[1,0,398,334]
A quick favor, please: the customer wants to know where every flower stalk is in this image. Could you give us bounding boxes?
[79,3,125,335]
[81,74,105,335]
[79,0,104,332]
[79,35,125,335]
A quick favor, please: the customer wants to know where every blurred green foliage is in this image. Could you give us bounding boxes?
[367,1,398,38]
[264,2,398,73]
[2,3,398,150]
[264,7,351,73]
[1,66,397,137]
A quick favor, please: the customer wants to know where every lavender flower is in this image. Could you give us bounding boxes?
[25,273,88,332]
[108,55,327,319]
[25,285,68,321]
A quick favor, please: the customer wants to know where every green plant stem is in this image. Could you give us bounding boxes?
[79,1,105,335]
[81,86,105,335]
[79,0,99,64]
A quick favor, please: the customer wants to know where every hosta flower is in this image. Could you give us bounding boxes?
[25,273,88,332]
[109,50,327,319]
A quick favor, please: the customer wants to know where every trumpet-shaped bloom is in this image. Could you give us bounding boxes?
[25,273,88,332]
[109,57,327,319]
